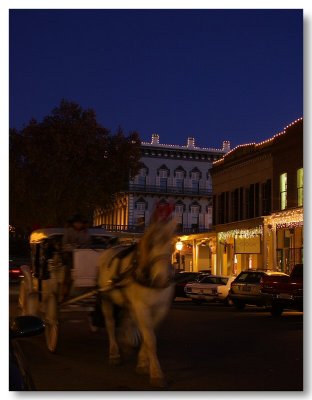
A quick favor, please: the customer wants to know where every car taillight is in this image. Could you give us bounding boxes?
[11,269,21,274]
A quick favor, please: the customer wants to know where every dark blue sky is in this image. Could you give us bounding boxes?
[9,9,303,149]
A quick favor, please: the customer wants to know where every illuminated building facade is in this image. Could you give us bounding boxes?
[94,135,230,271]
[211,118,303,275]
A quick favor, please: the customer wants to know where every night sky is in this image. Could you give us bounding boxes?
[9,9,303,149]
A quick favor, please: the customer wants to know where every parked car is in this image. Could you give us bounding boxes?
[260,263,303,316]
[216,275,237,305]
[174,271,203,298]
[184,275,232,303]
[229,270,289,310]
[10,315,45,390]
[9,257,31,283]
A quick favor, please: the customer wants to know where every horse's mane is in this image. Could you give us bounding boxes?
[138,203,176,266]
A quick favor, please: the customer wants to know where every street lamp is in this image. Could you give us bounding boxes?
[175,239,183,270]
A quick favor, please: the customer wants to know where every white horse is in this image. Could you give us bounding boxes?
[98,215,177,388]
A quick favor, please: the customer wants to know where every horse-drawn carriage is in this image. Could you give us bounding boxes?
[18,209,177,388]
[18,227,139,352]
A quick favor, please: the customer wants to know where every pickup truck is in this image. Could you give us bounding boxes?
[260,263,303,316]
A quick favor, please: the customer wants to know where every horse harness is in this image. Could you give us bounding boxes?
[102,243,173,290]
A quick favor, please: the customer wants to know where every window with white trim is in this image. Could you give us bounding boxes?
[191,171,200,180]
[280,173,287,210]
[191,205,199,214]
[159,169,168,179]
[159,169,168,190]
[191,205,199,226]
[176,171,184,180]
[175,204,184,214]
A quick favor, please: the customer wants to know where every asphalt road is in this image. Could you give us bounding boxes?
[9,284,303,391]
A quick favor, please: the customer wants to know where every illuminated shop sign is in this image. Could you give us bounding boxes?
[234,235,261,254]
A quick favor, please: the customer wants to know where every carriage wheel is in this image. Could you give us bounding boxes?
[45,294,59,353]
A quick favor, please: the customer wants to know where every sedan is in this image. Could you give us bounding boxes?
[184,275,231,303]
[216,275,237,305]
[174,272,203,298]
[229,269,289,310]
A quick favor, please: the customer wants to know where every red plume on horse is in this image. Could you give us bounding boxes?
[151,202,174,223]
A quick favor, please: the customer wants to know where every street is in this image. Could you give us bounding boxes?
[10,285,303,391]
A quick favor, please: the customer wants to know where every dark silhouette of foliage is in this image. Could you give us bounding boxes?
[10,99,141,230]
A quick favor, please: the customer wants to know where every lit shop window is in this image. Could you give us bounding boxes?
[280,173,287,210]
[297,168,303,206]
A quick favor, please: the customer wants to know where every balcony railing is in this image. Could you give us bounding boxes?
[127,183,212,196]
[97,224,213,235]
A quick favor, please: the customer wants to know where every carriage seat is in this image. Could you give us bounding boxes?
[71,249,105,287]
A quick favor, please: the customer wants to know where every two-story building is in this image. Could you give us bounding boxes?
[210,118,303,276]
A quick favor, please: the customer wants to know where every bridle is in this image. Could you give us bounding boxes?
[135,253,173,289]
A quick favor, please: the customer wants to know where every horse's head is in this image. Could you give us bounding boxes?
[138,216,177,288]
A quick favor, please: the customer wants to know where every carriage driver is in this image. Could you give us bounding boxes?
[61,214,91,300]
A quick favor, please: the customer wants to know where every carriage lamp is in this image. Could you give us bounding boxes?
[175,239,183,270]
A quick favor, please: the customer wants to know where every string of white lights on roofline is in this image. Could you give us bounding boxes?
[212,117,303,166]
[141,142,224,152]
[264,208,303,230]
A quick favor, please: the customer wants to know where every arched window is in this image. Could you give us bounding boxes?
[135,197,147,228]
[190,201,201,227]
[135,197,148,212]
[138,164,148,187]
[157,164,170,177]
[174,200,185,228]
[189,167,201,192]
[157,164,170,190]
[175,200,185,214]
[174,166,186,191]
[189,167,202,180]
